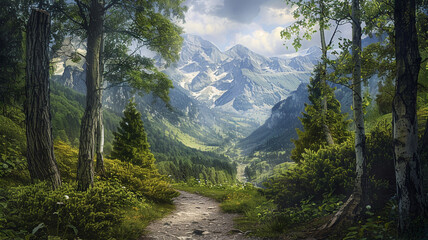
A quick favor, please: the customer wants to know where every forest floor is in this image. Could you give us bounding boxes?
[140,191,258,240]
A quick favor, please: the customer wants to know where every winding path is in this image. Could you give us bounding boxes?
[141,191,252,240]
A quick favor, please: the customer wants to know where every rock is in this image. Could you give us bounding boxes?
[193,229,204,235]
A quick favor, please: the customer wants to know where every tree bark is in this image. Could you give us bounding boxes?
[25,9,61,190]
[351,0,368,211]
[393,0,427,234]
[319,0,335,146]
[77,0,104,191]
[316,1,368,235]
[95,31,105,175]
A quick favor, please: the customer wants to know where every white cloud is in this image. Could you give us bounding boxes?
[180,0,350,57]
[258,6,295,26]
[231,27,294,56]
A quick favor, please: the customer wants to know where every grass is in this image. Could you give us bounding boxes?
[119,202,175,239]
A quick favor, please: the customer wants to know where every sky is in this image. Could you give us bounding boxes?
[180,0,352,57]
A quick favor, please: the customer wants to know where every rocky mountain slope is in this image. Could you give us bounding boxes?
[52,35,323,151]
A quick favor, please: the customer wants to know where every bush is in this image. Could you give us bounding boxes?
[54,141,78,182]
[0,135,26,178]
[53,141,179,203]
[103,158,179,203]
[0,115,26,151]
[265,120,395,209]
[264,138,355,208]
[6,181,146,239]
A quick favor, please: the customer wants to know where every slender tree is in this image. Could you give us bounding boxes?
[281,0,346,145]
[95,32,105,175]
[65,0,185,190]
[393,0,427,234]
[319,0,369,231]
[25,8,61,190]
[76,0,104,191]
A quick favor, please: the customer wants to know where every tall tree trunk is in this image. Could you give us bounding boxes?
[95,31,105,175]
[25,9,61,190]
[351,0,368,210]
[319,0,334,146]
[316,1,367,235]
[77,0,103,191]
[95,97,105,174]
[393,0,427,234]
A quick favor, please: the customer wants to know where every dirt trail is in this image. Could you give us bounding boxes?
[141,191,254,240]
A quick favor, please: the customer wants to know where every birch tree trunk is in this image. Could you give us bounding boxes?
[316,1,368,234]
[319,0,335,146]
[95,31,105,175]
[77,0,103,191]
[25,9,61,190]
[351,0,368,208]
[393,0,427,234]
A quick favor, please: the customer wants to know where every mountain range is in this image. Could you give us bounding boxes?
[161,35,320,123]
[52,34,324,155]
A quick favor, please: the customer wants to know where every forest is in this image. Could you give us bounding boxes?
[0,0,427,239]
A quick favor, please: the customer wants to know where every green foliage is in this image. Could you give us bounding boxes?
[50,82,85,145]
[0,114,26,151]
[54,141,78,182]
[0,0,26,112]
[103,158,179,203]
[266,139,356,208]
[0,135,26,178]
[257,194,343,233]
[280,0,347,52]
[53,140,178,203]
[0,113,28,183]
[291,67,351,163]
[344,203,397,240]
[5,181,146,239]
[111,99,155,168]
[266,120,395,209]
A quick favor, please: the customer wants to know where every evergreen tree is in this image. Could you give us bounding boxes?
[291,67,351,163]
[111,99,155,169]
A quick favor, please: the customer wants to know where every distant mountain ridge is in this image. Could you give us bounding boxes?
[52,35,324,153]
[161,34,321,123]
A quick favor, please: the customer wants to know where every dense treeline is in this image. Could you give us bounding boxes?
[145,121,237,184]
[50,81,236,185]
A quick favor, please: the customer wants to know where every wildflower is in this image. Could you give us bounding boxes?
[56,202,64,205]
[64,195,69,200]
[366,205,371,210]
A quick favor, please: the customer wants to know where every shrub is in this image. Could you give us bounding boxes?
[53,141,179,203]
[54,141,78,182]
[6,181,146,239]
[103,158,179,203]
[0,115,26,151]
[264,138,355,208]
[265,120,395,209]
[0,135,26,178]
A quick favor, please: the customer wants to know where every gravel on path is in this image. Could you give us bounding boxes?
[140,190,254,240]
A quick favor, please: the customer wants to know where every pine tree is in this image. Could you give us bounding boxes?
[111,98,155,169]
[291,67,351,163]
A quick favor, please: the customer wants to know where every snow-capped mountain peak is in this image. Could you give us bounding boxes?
[162,34,321,123]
